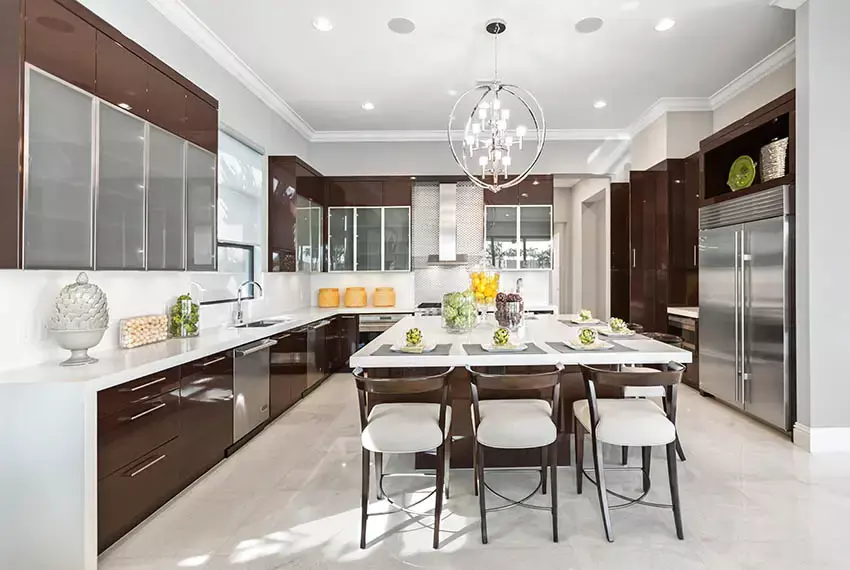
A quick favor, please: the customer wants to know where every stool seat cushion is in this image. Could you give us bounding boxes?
[474,399,556,449]
[574,398,676,447]
[362,403,451,454]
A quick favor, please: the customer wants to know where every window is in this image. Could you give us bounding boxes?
[199,130,264,305]
[485,205,553,270]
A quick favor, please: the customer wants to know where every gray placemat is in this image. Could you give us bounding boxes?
[370,344,453,356]
[559,319,605,327]
[463,343,546,356]
[546,341,635,353]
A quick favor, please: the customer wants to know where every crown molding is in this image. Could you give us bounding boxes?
[710,39,796,109]
[145,0,315,141]
[310,128,630,143]
[769,0,807,10]
[627,97,713,138]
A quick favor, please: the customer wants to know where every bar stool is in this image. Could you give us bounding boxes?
[353,367,454,550]
[574,363,686,542]
[467,365,563,544]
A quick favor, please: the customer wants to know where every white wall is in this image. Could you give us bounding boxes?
[631,115,668,171]
[0,0,314,371]
[568,178,611,317]
[713,62,796,132]
[309,139,613,176]
[667,112,714,158]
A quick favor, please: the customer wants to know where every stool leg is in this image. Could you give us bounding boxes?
[550,441,559,543]
[374,452,383,500]
[477,444,488,544]
[473,439,479,497]
[574,417,584,495]
[675,437,687,462]
[666,441,684,539]
[591,435,614,542]
[621,446,629,465]
[445,436,452,500]
[641,446,651,492]
[541,446,549,495]
[433,443,445,549]
[360,448,370,549]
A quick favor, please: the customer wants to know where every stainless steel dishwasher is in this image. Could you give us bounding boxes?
[233,338,277,444]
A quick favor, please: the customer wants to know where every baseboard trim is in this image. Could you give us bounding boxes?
[794,423,850,453]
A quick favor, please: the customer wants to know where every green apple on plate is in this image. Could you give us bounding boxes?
[578,327,598,346]
[579,309,593,322]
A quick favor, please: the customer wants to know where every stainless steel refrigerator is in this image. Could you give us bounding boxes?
[698,185,794,432]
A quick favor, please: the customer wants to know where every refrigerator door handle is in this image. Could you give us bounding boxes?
[739,228,748,404]
[734,230,740,403]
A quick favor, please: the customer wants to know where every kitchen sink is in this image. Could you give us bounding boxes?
[235,319,290,329]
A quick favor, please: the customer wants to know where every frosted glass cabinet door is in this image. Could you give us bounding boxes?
[24,69,94,269]
[186,144,217,271]
[384,207,410,271]
[356,207,382,271]
[328,207,354,271]
[95,104,145,270]
[147,126,185,270]
[310,205,322,272]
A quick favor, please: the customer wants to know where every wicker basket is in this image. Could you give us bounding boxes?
[760,137,789,183]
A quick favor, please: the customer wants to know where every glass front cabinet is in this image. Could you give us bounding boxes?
[296,195,323,273]
[328,206,410,272]
[23,66,216,271]
[485,205,553,270]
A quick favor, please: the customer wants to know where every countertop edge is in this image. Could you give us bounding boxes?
[667,307,699,319]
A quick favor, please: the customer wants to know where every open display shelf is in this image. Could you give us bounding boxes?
[700,90,795,207]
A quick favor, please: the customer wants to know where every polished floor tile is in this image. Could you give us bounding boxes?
[100,374,850,569]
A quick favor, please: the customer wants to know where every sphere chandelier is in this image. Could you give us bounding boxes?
[448,19,546,193]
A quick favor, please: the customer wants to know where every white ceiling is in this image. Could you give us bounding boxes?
[177,0,794,135]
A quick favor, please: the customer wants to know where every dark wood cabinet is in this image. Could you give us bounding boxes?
[25,0,96,92]
[268,157,297,272]
[609,182,631,319]
[178,351,234,487]
[185,93,217,153]
[269,328,308,418]
[306,319,329,389]
[0,0,23,269]
[95,31,148,117]
[328,179,383,207]
[484,185,518,205]
[146,67,187,137]
[518,176,554,205]
[382,178,413,206]
[338,315,358,369]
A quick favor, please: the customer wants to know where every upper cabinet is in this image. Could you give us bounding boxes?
[382,178,413,207]
[268,157,297,273]
[483,175,553,206]
[484,204,553,270]
[95,32,148,118]
[326,177,413,207]
[184,93,217,153]
[186,145,217,271]
[23,67,94,269]
[25,0,96,92]
[146,68,187,139]
[147,126,185,270]
[328,206,411,272]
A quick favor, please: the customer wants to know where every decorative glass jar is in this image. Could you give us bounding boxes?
[495,292,525,331]
[441,290,478,333]
[169,294,200,338]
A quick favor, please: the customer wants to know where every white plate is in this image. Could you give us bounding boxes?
[481,343,528,352]
[597,327,635,337]
[571,318,603,325]
[565,339,614,351]
[390,342,437,353]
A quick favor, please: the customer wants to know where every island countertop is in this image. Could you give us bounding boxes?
[350,315,693,368]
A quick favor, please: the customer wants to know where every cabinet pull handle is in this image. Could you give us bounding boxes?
[121,402,166,422]
[236,339,278,357]
[121,376,167,393]
[342,316,356,320]
[693,245,698,266]
[311,321,331,330]
[632,249,636,268]
[201,356,226,367]
[126,454,167,478]
[273,333,291,341]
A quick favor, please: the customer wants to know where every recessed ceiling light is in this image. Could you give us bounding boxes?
[410,176,416,180]
[387,17,416,34]
[621,1,640,11]
[532,180,540,186]
[575,17,604,34]
[313,17,333,32]
[362,102,375,111]
[118,102,132,111]
[655,18,676,32]
[593,100,608,109]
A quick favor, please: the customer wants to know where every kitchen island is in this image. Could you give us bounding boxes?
[350,314,692,469]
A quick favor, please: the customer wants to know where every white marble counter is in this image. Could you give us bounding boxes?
[350,315,693,368]
[0,305,415,391]
[667,307,699,319]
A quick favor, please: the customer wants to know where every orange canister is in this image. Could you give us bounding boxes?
[318,288,340,308]
[373,287,396,307]
[344,287,367,308]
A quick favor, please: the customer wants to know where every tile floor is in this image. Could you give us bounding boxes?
[100,374,850,569]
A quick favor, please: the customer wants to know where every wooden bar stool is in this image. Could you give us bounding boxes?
[574,363,685,542]
[467,364,563,544]
[353,367,454,550]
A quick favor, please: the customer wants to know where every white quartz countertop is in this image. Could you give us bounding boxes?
[0,305,415,391]
[667,307,699,319]
[350,315,693,368]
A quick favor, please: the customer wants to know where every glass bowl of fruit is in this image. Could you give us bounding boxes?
[442,290,479,333]
[495,292,525,331]
[470,270,500,308]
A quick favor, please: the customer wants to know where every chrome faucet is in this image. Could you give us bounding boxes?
[516,277,524,295]
[234,280,263,325]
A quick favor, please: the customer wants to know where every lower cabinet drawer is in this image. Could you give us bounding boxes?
[98,392,180,479]
[98,436,182,553]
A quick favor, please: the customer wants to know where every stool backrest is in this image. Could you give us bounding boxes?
[579,363,684,427]
[351,367,454,432]
[466,365,564,429]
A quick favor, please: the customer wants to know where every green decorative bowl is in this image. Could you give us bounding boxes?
[728,156,757,191]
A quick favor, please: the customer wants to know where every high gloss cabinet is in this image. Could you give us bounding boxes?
[328,206,411,272]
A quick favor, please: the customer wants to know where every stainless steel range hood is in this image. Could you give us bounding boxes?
[426,183,469,265]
